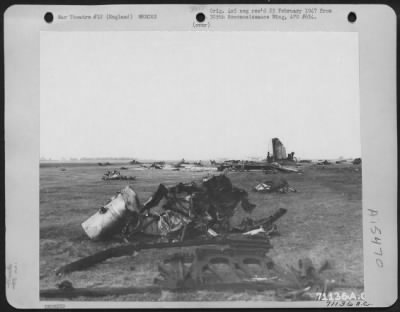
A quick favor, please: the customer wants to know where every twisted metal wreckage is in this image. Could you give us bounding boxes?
[41,174,361,300]
[253,176,297,193]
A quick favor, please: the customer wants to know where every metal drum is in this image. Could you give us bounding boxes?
[81,186,138,240]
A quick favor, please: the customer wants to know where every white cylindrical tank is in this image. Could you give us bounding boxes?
[81,186,139,240]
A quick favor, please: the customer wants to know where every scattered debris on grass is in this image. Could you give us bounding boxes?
[352,158,361,165]
[298,160,312,163]
[45,247,362,300]
[55,237,274,275]
[98,162,112,166]
[102,170,136,181]
[56,280,74,290]
[150,162,164,170]
[270,163,300,173]
[317,160,332,165]
[253,177,297,193]
[43,165,361,301]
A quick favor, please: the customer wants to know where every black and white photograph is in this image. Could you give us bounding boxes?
[4,4,397,308]
[38,29,365,302]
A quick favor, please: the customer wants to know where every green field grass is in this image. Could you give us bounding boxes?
[40,163,363,301]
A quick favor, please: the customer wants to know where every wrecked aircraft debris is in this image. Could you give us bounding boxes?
[149,162,165,169]
[47,244,362,300]
[81,174,289,244]
[82,185,140,240]
[253,177,297,193]
[46,169,362,301]
[121,174,260,241]
[317,160,332,165]
[155,246,275,289]
[214,138,298,172]
[39,133,365,301]
[233,208,287,233]
[144,160,216,172]
[216,160,287,172]
[270,162,299,173]
[101,170,136,181]
[98,162,112,166]
[299,160,312,163]
[353,158,362,165]
[153,247,340,295]
[272,138,287,161]
[55,237,274,276]
[269,138,297,164]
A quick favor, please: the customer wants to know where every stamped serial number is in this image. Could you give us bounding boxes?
[316,291,365,301]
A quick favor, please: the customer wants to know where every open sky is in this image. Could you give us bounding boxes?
[40,31,360,160]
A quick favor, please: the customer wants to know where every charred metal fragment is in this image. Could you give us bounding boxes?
[55,237,272,276]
